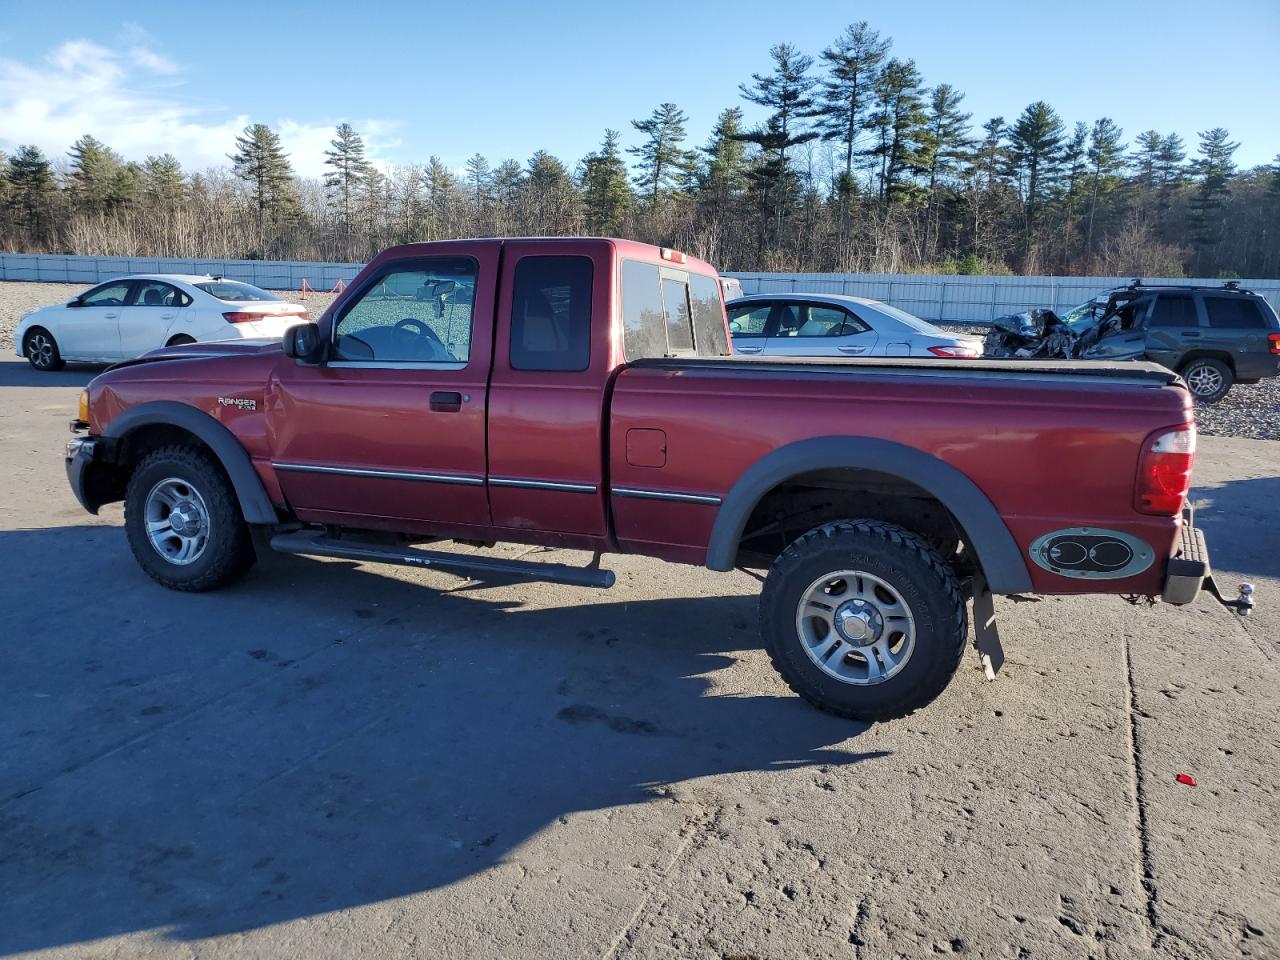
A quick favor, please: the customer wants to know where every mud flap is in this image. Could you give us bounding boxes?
[971,570,1004,680]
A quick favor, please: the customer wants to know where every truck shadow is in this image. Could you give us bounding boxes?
[0,525,880,954]
[0,357,106,387]
[1193,475,1280,580]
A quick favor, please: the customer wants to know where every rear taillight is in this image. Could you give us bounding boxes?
[1134,424,1196,516]
[927,344,980,359]
[223,307,307,324]
[1269,332,1280,355]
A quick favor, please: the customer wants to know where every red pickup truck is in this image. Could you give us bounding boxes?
[65,238,1245,721]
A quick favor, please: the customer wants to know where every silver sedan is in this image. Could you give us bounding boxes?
[726,293,983,359]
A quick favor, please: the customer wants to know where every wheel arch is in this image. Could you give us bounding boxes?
[104,401,277,524]
[1178,350,1235,374]
[706,436,1033,594]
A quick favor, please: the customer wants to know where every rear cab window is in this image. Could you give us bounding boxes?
[621,259,730,360]
[509,256,593,371]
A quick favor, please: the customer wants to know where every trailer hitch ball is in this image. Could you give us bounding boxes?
[1237,582,1254,617]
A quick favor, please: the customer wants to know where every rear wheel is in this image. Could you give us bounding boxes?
[23,328,64,371]
[165,334,196,347]
[1181,357,1233,403]
[761,519,967,722]
[124,445,256,591]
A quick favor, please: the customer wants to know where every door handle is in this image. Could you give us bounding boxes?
[429,391,463,412]
[161,313,175,320]
[837,344,866,354]
[735,345,763,354]
[1181,331,1200,338]
[104,312,119,319]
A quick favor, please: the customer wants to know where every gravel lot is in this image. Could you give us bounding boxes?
[4,281,1279,439]
[1,356,1277,959]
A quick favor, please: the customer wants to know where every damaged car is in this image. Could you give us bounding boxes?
[984,281,1280,402]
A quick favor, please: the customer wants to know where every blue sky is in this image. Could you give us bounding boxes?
[1,0,1277,180]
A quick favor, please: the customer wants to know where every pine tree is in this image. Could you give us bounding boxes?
[737,43,819,247]
[523,151,578,234]
[918,83,971,253]
[1007,101,1066,249]
[324,123,373,254]
[1085,117,1126,249]
[68,135,124,214]
[229,123,297,255]
[1189,127,1238,272]
[628,103,696,203]
[868,58,926,205]
[1132,130,1162,187]
[701,107,748,197]
[4,145,56,243]
[464,153,492,231]
[1059,122,1089,260]
[581,130,632,234]
[424,156,461,239]
[142,154,185,207]
[807,22,890,200]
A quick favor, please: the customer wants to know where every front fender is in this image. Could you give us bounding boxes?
[706,436,1033,594]
[103,401,278,524]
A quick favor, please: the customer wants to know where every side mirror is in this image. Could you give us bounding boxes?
[68,297,84,308]
[282,323,324,363]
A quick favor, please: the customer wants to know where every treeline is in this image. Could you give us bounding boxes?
[2,22,1278,278]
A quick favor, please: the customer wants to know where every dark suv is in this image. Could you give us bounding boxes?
[987,281,1280,402]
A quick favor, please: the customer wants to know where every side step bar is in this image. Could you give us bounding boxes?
[269,531,616,589]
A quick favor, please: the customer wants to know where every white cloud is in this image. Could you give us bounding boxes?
[0,38,398,179]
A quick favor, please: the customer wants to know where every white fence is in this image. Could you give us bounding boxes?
[724,272,1280,324]
[2,252,1276,325]
[0,253,362,292]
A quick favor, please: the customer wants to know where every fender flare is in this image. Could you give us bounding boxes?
[706,436,1033,594]
[104,401,278,524]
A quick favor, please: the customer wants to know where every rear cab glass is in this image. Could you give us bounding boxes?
[621,259,730,360]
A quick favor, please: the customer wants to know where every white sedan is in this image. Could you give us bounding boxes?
[727,293,983,359]
[16,275,308,370]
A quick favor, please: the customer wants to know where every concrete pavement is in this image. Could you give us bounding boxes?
[0,357,1276,959]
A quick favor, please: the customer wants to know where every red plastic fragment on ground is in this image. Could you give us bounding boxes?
[1176,773,1197,787]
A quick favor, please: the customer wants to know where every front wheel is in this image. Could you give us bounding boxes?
[24,328,65,371]
[1181,357,1233,403]
[124,445,256,591]
[760,519,967,722]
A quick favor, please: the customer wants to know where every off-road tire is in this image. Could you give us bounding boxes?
[760,519,967,722]
[24,327,65,371]
[124,445,256,591]
[1180,357,1233,403]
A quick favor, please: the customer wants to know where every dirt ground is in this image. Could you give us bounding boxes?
[0,356,1277,959]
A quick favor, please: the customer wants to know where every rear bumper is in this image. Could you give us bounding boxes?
[1162,515,1209,605]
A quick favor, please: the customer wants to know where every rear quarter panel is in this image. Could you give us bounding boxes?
[609,363,1194,595]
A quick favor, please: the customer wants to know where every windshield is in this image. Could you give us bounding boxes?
[195,280,280,302]
[1059,299,1103,330]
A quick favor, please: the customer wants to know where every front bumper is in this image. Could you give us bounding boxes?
[65,436,101,514]
[1163,508,1254,615]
